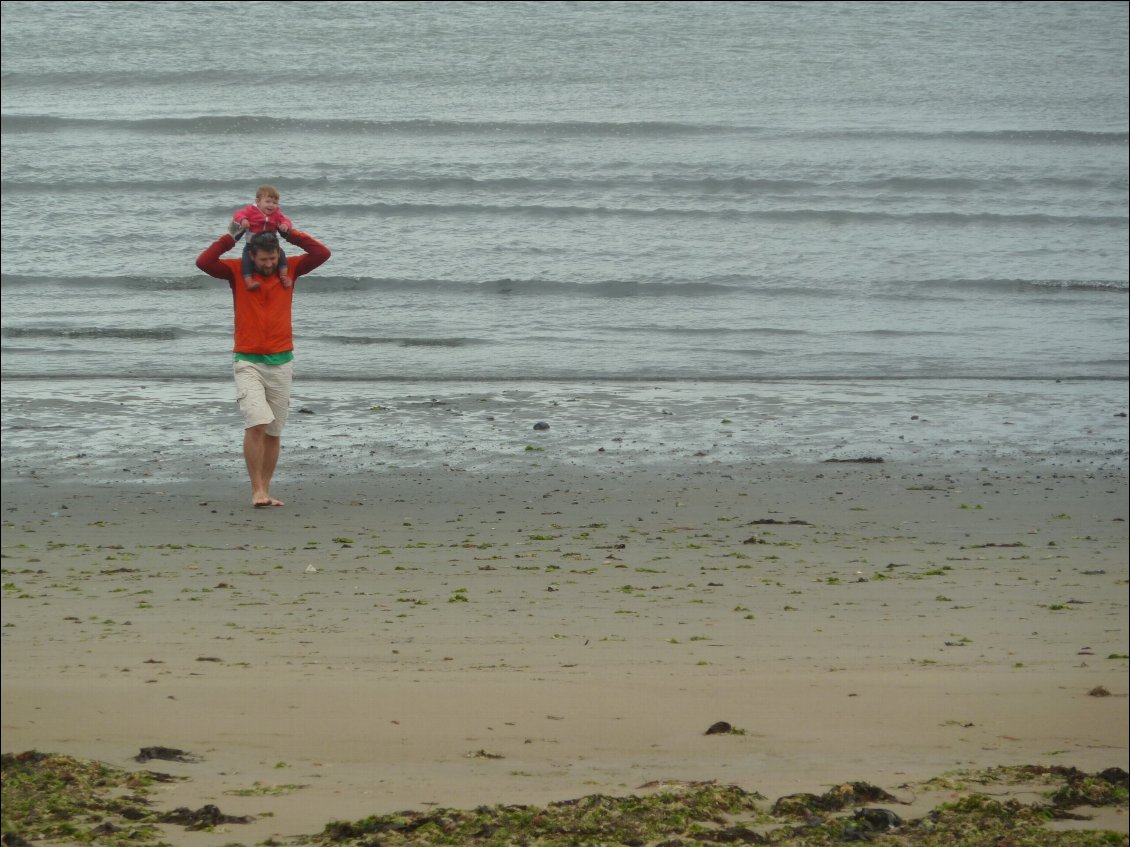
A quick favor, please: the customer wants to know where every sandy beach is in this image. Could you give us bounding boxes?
[2,457,1127,844]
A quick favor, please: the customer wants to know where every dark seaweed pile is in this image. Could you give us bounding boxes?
[2,752,1126,847]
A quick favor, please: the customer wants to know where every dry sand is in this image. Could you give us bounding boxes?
[2,458,1127,844]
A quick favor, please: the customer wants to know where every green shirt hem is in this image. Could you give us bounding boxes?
[234,351,294,365]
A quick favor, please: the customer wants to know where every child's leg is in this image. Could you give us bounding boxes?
[278,251,292,288]
[240,243,260,290]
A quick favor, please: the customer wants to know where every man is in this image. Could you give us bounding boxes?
[196,223,331,507]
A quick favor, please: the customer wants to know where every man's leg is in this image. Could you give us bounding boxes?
[234,360,291,508]
[244,424,284,507]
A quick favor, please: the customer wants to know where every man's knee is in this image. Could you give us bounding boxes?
[245,424,280,443]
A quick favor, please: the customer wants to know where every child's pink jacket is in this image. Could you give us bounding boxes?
[233,203,293,233]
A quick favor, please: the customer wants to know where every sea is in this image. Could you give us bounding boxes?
[1,1,1127,483]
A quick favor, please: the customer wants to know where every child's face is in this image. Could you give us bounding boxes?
[256,194,279,215]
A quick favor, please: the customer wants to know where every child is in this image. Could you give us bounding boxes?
[233,184,294,290]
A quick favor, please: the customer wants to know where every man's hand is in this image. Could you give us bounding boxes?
[227,219,245,240]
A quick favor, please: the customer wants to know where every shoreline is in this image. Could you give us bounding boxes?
[2,377,1127,490]
[2,459,1127,843]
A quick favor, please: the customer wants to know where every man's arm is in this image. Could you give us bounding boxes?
[283,230,331,281]
[195,231,238,282]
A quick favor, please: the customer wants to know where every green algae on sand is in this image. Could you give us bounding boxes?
[302,769,1128,846]
[1,751,249,845]
[3,752,1127,847]
[1,751,179,845]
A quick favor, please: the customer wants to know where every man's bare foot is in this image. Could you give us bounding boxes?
[252,496,285,508]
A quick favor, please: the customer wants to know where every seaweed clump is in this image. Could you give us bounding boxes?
[6,752,1128,847]
[923,764,1130,811]
[771,781,898,817]
[1,750,170,845]
[1,751,252,846]
[313,782,769,846]
[1048,767,1130,810]
[307,767,1130,847]
[911,794,1088,846]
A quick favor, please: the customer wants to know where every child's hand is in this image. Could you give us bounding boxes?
[240,219,251,231]
[278,223,290,234]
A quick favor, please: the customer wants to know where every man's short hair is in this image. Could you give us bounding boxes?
[256,184,281,200]
[248,232,280,254]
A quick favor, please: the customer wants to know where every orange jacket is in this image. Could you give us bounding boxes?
[195,231,331,355]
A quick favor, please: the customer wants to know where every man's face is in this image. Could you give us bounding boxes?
[250,248,280,278]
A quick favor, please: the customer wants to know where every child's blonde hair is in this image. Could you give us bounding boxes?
[256,184,281,201]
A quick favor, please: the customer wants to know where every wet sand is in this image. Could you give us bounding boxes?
[1,459,1127,844]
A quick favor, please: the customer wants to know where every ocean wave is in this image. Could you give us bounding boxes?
[1,68,364,89]
[1,274,212,291]
[848,175,1127,192]
[901,278,1130,294]
[845,329,958,337]
[0,272,745,298]
[241,201,1128,226]
[0,174,827,195]
[4,114,1125,147]
[715,348,774,357]
[1085,358,1130,368]
[260,275,744,297]
[600,325,810,336]
[8,273,1123,299]
[486,278,742,297]
[2,326,183,341]
[810,128,1129,146]
[0,114,739,137]
[321,335,486,348]
[4,173,1121,196]
[649,174,1126,194]
[0,176,336,194]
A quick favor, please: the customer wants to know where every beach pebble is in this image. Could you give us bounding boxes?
[305,564,318,573]
[533,421,550,431]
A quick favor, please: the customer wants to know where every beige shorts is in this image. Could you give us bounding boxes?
[233,359,293,435]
